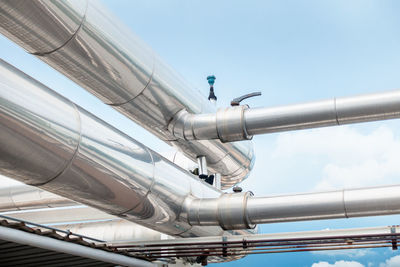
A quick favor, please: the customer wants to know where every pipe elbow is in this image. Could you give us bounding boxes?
[169,106,253,142]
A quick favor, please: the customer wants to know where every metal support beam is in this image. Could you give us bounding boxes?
[0,225,154,267]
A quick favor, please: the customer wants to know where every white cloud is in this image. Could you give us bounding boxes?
[311,260,365,267]
[272,125,400,190]
[311,249,371,258]
[379,255,400,267]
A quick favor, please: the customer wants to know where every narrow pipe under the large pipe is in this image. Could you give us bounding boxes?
[187,185,400,229]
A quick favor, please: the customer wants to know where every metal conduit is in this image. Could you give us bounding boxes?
[187,185,400,229]
[170,90,400,142]
[0,0,254,189]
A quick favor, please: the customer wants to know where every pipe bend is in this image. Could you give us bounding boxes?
[168,109,219,140]
[169,106,253,142]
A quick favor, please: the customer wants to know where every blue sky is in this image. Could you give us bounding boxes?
[1,1,400,266]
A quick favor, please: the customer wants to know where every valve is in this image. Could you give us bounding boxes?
[231,92,261,106]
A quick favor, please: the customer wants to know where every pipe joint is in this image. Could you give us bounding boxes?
[187,192,256,230]
[169,106,253,142]
[216,105,252,142]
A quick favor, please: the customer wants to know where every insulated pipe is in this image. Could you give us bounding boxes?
[0,0,254,189]
[170,90,400,142]
[187,185,400,230]
[0,59,236,238]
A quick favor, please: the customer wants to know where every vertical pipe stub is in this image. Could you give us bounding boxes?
[197,156,208,177]
[207,75,217,101]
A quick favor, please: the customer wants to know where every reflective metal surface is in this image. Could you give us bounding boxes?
[188,192,255,230]
[0,59,255,239]
[247,184,400,225]
[40,0,155,105]
[1,58,398,239]
[0,59,80,185]
[42,106,155,216]
[245,90,400,135]
[187,184,400,229]
[197,156,208,176]
[170,90,400,142]
[0,0,86,54]
[0,0,254,189]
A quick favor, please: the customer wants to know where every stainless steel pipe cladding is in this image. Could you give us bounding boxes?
[170,90,400,142]
[244,90,400,136]
[0,59,231,237]
[187,192,255,230]
[187,185,400,229]
[0,0,254,189]
[247,185,400,223]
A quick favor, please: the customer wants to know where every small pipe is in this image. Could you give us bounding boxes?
[197,156,208,176]
[170,90,400,142]
[187,184,400,229]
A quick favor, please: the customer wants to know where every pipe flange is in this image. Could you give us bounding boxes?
[216,105,253,142]
[217,192,255,230]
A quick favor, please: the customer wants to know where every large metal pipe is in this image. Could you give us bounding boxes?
[0,58,236,238]
[0,0,254,189]
[187,185,400,229]
[0,185,167,242]
[170,90,400,142]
